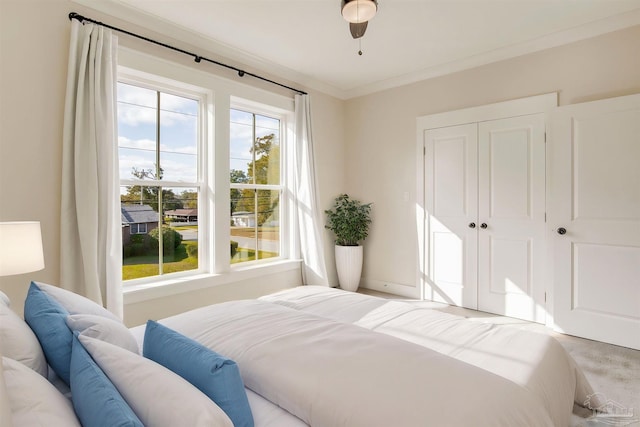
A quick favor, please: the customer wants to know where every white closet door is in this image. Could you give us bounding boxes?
[477,114,547,323]
[550,94,640,350]
[424,124,478,308]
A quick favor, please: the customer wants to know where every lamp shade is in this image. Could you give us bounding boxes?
[342,0,377,24]
[0,222,45,276]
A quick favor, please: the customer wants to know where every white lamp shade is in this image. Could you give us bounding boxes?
[342,0,377,23]
[0,222,45,276]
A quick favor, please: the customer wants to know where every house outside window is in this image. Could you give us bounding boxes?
[230,109,282,264]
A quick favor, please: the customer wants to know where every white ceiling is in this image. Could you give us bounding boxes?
[87,0,640,99]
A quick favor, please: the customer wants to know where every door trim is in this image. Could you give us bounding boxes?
[416,93,557,304]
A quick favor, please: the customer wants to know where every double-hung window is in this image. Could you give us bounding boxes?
[117,79,204,282]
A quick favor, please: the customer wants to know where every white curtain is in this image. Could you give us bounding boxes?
[293,95,329,286]
[60,20,122,318]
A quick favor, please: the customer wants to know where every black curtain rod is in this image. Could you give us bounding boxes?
[68,12,307,96]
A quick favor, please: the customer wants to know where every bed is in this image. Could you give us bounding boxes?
[1,282,597,426]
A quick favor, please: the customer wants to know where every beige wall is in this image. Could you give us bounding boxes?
[0,0,69,313]
[0,0,345,320]
[344,25,640,294]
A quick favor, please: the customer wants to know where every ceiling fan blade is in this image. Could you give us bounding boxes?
[349,21,368,39]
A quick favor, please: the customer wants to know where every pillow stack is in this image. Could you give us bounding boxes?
[3,282,254,427]
[24,281,137,385]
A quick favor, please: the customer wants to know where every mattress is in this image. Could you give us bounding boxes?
[260,285,598,426]
[133,298,554,427]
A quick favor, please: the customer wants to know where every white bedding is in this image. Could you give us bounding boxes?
[260,285,597,426]
[134,299,554,427]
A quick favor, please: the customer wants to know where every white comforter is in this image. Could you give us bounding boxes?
[260,286,597,426]
[148,299,553,427]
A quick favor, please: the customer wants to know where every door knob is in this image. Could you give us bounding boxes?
[480,223,488,229]
[557,227,567,235]
[468,222,476,229]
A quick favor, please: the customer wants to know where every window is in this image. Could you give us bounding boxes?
[116,49,296,292]
[129,223,147,234]
[230,109,282,264]
[117,81,202,282]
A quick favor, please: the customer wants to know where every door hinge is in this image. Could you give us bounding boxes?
[544,132,547,143]
[544,212,547,222]
[544,292,547,303]
[424,146,426,156]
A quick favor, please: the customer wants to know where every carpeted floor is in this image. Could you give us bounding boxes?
[553,333,639,426]
[359,289,640,426]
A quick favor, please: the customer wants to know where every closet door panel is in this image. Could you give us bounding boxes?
[550,94,640,349]
[424,124,478,308]
[477,114,546,323]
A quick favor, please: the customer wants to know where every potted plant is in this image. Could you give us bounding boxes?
[325,194,372,291]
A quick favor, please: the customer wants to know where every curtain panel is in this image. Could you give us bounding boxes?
[60,20,122,318]
[293,95,329,286]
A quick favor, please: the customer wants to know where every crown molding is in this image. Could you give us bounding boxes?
[343,8,640,99]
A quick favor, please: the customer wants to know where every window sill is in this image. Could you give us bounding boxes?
[123,259,302,305]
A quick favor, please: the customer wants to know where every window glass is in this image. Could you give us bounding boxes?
[118,82,200,282]
[230,109,281,264]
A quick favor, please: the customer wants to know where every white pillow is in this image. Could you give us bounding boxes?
[0,299,48,377]
[2,356,80,426]
[32,282,120,322]
[0,290,10,307]
[78,334,233,427]
[66,314,139,354]
[0,356,12,427]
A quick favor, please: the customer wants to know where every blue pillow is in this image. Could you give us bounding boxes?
[24,282,73,384]
[143,320,254,427]
[70,334,143,427]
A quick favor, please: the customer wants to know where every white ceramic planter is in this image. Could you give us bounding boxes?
[334,245,363,292]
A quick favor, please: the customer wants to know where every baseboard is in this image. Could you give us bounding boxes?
[359,278,420,299]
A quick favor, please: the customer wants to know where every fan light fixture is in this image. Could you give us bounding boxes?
[341,0,377,24]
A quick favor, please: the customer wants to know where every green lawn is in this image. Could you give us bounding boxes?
[123,241,198,280]
[231,247,278,264]
[123,240,278,279]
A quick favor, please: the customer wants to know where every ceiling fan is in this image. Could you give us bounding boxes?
[341,0,378,54]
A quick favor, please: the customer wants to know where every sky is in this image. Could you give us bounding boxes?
[117,82,281,194]
[117,82,198,184]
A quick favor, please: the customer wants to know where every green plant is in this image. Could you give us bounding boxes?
[186,243,198,258]
[230,240,239,258]
[149,226,183,255]
[324,194,372,246]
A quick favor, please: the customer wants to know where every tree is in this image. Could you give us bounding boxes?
[121,166,183,212]
[232,134,280,225]
[250,134,279,185]
[179,190,198,209]
[230,169,248,214]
